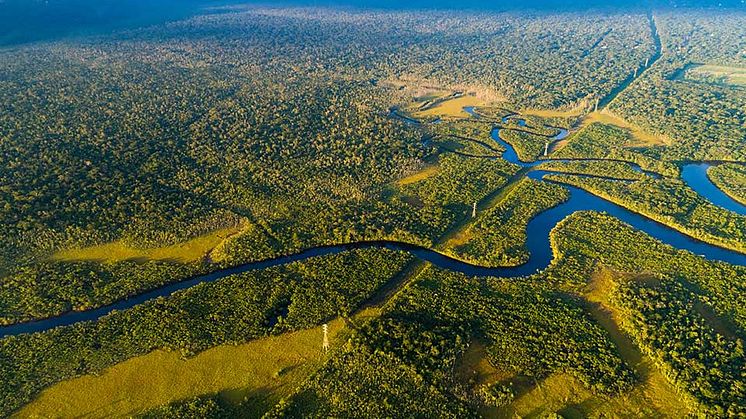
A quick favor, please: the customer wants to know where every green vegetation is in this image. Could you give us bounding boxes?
[470,106,513,121]
[426,119,503,156]
[547,174,746,253]
[613,280,745,416]
[1,131,517,326]
[492,113,571,162]
[17,319,346,418]
[580,111,669,146]
[430,136,501,158]
[682,64,746,87]
[395,165,440,186]
[551,212,746,333]
[268,266,636,416]
[515,115,566,135]
[429,119,501,150]
[708,163,746,205]
[2,5,746,418]
[399,153,515,215]
[430,119,496,141]
[0,7,660,328]
[609,12,746,161]
[17,208,746,417]
[0,70,422,317]
[1,259,200,325]
[538,160,645,180]
[566,268,691,418]
[550,212,746,415]
[499,129,553,162]
[0,249,410,416]
[124,211,746,417]
[448,178,569,266]
[52,225,243,264]
[551,122,679,176]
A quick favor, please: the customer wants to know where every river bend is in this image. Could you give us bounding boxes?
[1,108,744,338]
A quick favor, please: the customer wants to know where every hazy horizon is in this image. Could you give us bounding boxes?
[1,0,744,46]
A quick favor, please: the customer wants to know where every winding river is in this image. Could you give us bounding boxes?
[681,163,746,216]
[2,108,745,338]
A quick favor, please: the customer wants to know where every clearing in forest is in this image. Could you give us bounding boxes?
[521,105,586,118]
[15,320,345,418]
[395,165,440,186]
[578,268,690,417]
[578,110,668,146]
[683,64,746,87]
[414,94,485,118]
[51,226,243,264]
[453,267,689,418]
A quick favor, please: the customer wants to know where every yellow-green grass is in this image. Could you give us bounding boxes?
[688,64,746,87]
[52,226,243,264]
[396,165,440,186]
[497,342,687,418]
[456,340,511,387]
[413,95,485,118]
[461,267,689,418]
[578,267,690,417]
[16,320,345,418]
[578,110,669,146]
[497,371,686,418]
[521,105,585,119]
[443,228,473,249]
[413,90,451,104]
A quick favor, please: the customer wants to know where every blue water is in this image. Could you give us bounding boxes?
[501,114,528,127]
[2,107,745,338]
[681,163,746,216]
[492,126,530,166]
[462,106,480,118]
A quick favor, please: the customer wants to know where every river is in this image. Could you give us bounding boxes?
[1,107,744,338]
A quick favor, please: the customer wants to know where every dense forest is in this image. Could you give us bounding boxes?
[127,211,746,417]
[0,249,412,416]
[609,12,746,160]
[547,173,746,253]
[1,4,746,418]
[708,163,746,205]
[2,7,649,323]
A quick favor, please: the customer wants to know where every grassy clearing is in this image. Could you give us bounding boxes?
[15,320,345,418]
[580,267,690,417]
[578,110,668,146]
[52,226,243,264]
[499,373,594,418]
[687,64,746,87]
[413,89,451,104]
[521,105,585,118]
[413,95,485,118]
[456,340,511,387]
[498,370,686,418]
[463,267,689,418]
[444,228,473,249]
[396,165,440,186]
